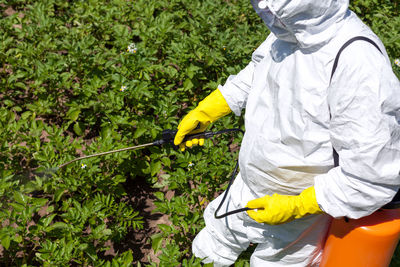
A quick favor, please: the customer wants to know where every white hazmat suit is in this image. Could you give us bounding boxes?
[192,0,400,266]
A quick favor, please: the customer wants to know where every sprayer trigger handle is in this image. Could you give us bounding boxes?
[182,131,213,142]
[156,129,214,148]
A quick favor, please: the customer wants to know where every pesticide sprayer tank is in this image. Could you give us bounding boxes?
[320,208,400,267]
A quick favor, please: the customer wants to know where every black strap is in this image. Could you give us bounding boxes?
[333,149,339,167]
[330,36,382,83]
[330,36,383,167]
[330,38,400,209]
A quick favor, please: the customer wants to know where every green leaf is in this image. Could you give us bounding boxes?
[47,205,55,213]
[151,233,163,252]
[66,108,81,121]
[151,161,162,176]
[161,157,171,167]
[183,78,194,91]
[134,127,147,138]
[13,191,27,205]
[46,222,68,232]
[153,192,164,201]
[93,224,106,234]
[15,82,26,89]
[23,181,39,193]
[78,243,88,251]
[10,203,25,212]
[101,126,112,139]
[33,152,47,162]
[54,189,65,202]
[157,224,171,232]
[31,198,48,207]
[1,235,10,250]
[14,234,23,243]
[103,229,112,236]
[41,214,56,227]
[3,99,14,107]
[73,122,83,136]
[186,64,201,79]
[21,111,33,120]
[121,250,133,265]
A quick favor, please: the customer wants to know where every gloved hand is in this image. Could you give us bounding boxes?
[174,89,231,151]
[246,186,323,225]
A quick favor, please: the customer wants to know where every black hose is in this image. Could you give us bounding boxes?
[212,129,256,219]
[214,160,251,219]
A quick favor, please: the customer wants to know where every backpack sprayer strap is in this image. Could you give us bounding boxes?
[330,36,383,168]
[330,36,382,84]
[329,37,400,209]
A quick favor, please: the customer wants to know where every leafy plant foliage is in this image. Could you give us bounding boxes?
[0,0,399,265]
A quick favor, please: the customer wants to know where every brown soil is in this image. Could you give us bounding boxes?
[115,176,172,264]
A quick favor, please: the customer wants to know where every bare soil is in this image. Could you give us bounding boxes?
[115,176,172,264]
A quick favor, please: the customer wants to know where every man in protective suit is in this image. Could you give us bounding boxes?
[174,0,400,265]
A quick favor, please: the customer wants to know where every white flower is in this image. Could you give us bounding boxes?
[81,164,87,169]
[395,58,400,67]
[127,43,137,54]
[188,161,194,171]
[120,85,127,92]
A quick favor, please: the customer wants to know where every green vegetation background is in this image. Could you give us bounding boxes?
[0,0,399,266]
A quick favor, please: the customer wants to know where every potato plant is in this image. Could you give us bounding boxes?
[0,0,399,266]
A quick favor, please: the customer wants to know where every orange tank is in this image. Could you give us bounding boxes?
[320,209,400,267]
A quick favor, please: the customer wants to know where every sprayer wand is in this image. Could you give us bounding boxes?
[57,142,155,169]
[53,128,250,219]
[57,128,242,169]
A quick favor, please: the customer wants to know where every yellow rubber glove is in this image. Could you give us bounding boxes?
[246,186,323,225]
[174,89,231,151]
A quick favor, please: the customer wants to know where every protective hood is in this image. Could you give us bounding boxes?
[251,0,349,49]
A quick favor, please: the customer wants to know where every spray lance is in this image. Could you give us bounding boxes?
[46,128,255,218]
